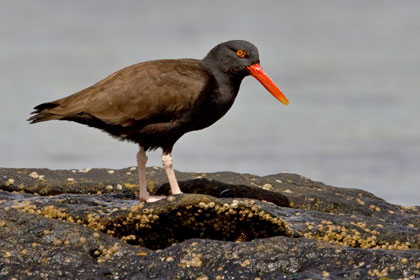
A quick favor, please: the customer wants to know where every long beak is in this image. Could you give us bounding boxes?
[247,63,289,105]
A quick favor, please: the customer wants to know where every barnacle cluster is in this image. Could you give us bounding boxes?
[303,220,412,250]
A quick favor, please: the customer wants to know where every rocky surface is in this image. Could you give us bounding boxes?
[1,167,420,279]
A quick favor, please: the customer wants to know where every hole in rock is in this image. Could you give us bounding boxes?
[103,201,290,250]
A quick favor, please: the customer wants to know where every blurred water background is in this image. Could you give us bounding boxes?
[1,1,419,205]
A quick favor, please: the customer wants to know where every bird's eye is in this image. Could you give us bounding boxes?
[236,49,246,58]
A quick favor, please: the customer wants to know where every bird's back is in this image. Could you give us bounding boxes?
[28,59,215,148]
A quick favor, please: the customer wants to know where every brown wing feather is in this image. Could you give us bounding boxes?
[37,59,209,127]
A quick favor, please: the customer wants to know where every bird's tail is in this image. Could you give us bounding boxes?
[27,102,62,124]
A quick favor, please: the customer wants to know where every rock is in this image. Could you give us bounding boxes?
[0,167,419,279]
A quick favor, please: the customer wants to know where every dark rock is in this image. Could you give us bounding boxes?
[155,178,290,207]
[1,167,419,279]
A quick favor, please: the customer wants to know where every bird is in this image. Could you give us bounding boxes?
[28,40,289,202]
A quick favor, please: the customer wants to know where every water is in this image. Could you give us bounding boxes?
[1,0,419,206]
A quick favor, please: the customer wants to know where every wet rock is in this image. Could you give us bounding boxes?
[1,167,420,279]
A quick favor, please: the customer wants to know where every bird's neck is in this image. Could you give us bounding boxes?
[202,60,245,100]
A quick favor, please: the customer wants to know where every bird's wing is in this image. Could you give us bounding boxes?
[44,59,211,126]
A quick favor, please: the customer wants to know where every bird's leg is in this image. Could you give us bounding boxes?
[137,147,164,202]
[161,152,182,195]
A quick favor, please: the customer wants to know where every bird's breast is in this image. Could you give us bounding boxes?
[181,80,240,132]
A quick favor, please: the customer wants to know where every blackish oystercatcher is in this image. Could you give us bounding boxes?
[28,40,289,202]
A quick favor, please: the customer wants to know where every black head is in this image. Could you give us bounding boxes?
[203,40,289,105]
[203,40,260,77]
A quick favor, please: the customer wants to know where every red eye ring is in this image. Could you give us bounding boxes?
[236,49,246,58]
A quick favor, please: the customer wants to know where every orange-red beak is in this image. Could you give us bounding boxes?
[247,63,289,105]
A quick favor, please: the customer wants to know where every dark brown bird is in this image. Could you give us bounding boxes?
[28,40,289,202]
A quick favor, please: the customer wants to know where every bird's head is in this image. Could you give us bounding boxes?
[204,40,289,105]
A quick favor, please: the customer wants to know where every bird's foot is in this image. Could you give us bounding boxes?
[140,195,166,203]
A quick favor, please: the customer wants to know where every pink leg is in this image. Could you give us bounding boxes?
[137,147,164,202]
[161,152,182,195]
